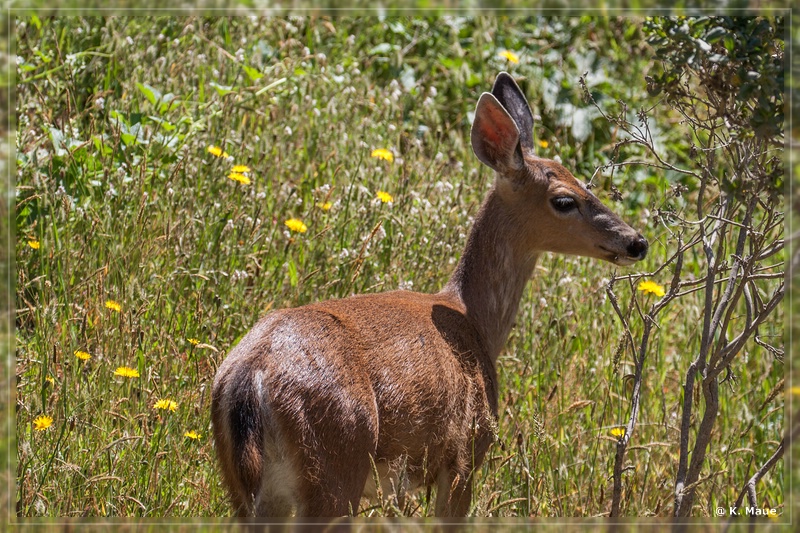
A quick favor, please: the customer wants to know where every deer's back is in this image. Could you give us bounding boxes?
[216,289,498,484]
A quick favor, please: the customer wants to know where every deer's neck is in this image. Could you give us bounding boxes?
[442,189,539,365]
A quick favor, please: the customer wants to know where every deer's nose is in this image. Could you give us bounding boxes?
[627,235,648,260]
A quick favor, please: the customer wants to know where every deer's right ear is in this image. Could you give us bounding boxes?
[471,93,523,173]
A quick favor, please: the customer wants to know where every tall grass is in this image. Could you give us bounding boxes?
[14,16,783,518]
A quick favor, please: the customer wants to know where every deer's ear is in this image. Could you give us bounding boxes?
[491,72,534,151]
[471,92,523,172]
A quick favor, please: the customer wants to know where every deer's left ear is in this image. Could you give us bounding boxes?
[491,72,534,152]
[471,92,524,173]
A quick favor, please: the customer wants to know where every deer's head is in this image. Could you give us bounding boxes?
[471,72,648,266]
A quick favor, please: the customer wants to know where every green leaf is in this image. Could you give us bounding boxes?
[400,66,416,92]
[693,38,711,53]
[109,110,128,126]
[723,36,736,52]
[704,26,727,43]
[137,83,161,106]
[158,94,180,114]
[388,21,407,36]
[243,65,263,82]
[209,82,235,96]
[48,126,66,157]
[466,73,482,88]
[34,49,51,64]
[92,135,113,156]
[369,43,393,55]
[154,118,176,132]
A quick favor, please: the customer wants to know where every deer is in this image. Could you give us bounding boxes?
[211,72,648,518]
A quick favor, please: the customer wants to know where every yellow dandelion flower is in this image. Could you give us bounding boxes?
[207,145,230,158]
[610,427,626,438]
[790,386,800,396]
[228,171,251,185]
[45,376,55,386]
[499,50,520,64]
[637,280,666,297]
[154,399,178,412]
[105,300,122,313]
[184,430,202,440]
[28,240,40,249]
[537,139,549,149]
[231,164,251,173]
[316,201,333,211]
[74,350,91,361]
[113,366,139,378]
[284,218,308,233]
[376,191,394,204]
[33,415,53,431]
[187,338,200,346]
[371,148,394,162]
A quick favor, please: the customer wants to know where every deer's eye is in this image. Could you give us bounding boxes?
[551,196,577,212]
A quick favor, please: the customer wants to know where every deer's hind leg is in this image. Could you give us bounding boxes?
[251,435,298,517]
[286,391,379,517]
[434,468,474,517]
[270,375,380,516]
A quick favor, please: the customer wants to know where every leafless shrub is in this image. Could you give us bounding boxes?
[582,16,785,517]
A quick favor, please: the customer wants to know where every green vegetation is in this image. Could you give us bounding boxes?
[14,16,784,518]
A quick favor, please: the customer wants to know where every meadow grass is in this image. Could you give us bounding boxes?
[13,16,784,518]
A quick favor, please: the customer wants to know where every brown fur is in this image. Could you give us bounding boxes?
[211,72,648,517]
